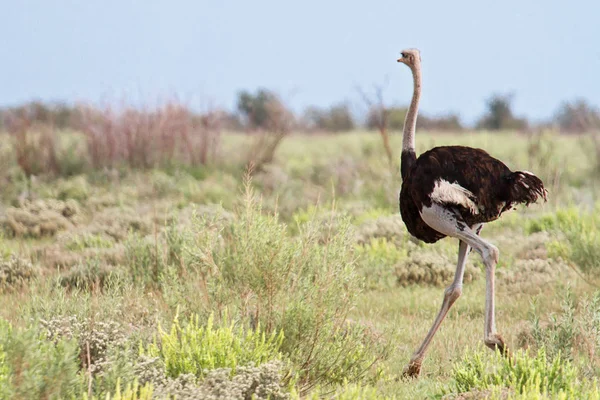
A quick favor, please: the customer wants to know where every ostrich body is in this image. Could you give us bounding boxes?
[396,48,547,378]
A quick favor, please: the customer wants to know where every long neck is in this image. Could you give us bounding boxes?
[402,65,421,154]
[400,64,421,180]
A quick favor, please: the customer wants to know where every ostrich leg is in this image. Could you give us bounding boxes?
[404,204,508,378]
[403,239,471,378]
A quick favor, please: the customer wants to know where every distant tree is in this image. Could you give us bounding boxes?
[236,89,282,129]
[302,103,355,132]
[236,89,295,172]
[418,113,464,131]
[553,99,600,133]
[366,107,410,131]
[366,106,463,132]
[476,93,528,131]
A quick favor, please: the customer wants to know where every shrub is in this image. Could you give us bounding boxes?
[78,102,222,169]
[553,98,600,133]
[89,207,152,241]
[133,356,290,400]
[355,215,407,245]
[4,116,61,177]
[519,288,600,373]
[144,313,284,379]
[444,348,582,398]
[2,198,79,238]
[0,255,37,289]
[526,206,600,275]
[57,175,90,201]
[529,290,576,362]
[184,180,388,392]
[0,318,83,398]
[39,315,127,368]
[395,251,480,287]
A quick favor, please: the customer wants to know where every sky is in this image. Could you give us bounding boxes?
[2,0,600,124]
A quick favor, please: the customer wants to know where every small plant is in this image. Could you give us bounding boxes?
[0,255,37,289]
[444,347,583,398]
[144,313,284,379]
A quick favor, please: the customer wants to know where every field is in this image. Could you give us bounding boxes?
[1,129,600,399]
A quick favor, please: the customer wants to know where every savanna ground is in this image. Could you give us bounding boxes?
[1,129,600,399]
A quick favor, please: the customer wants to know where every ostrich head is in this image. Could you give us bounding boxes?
[397,48,421,69]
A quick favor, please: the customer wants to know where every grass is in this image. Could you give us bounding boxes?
[0,129,598,398]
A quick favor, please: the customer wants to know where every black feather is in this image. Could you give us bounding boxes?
[399,145,548,244]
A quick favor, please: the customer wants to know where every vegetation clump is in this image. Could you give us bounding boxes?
[0,255,37,288]
[443,348,591,399]
[3,198,79,237]
[395,251,480,287]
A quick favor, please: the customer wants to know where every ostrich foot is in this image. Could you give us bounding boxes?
[401,359,422,379]
[484,333,510,357]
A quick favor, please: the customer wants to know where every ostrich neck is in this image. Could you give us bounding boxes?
[402,65,421,153]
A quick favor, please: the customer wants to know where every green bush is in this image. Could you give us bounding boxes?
[144,313,284,379]
[526,206,600,274]
[444,347,587,398]
[0,318,84,399]
[183,180,388,392]
[57,175,90,201]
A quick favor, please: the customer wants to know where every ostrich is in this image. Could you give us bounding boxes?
[396,48,547,378]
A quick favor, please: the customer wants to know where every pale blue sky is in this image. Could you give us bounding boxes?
[2,0,599,124]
